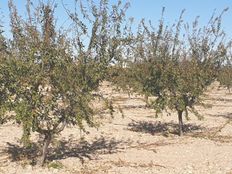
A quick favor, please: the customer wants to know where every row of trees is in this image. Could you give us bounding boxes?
[109,8,232,136]
[218,65,232,92]
[0,0,231,166]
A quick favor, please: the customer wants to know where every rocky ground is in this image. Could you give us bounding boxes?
[0,82,232,174]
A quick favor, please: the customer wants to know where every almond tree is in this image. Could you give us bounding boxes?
[125,9,228,136]
[0,21,17,124]
[0,23,9,123]
[218,65,232,92]
[8,0,129,165]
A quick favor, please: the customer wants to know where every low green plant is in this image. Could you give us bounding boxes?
[48,161,64,169]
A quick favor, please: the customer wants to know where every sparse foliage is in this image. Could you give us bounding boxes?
[0,0,231,169]
[0,19,16,124]
[218,65,232,92]
[119,8,229,136]
[7,0,129,165]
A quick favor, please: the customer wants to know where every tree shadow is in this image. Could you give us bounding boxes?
[4,136,124,165]
[210,104,232,107]
[190,125,232,143]
[128,121,205,136]
[5,142,40,165]
[206,97,232,103]
[120,104,147,109]
[208,113,232,120]
[48,136,123,163]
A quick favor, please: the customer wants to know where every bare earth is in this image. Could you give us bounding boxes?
[0,82,232,174]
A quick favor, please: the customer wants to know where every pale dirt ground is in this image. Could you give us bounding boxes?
[0,82,232,174]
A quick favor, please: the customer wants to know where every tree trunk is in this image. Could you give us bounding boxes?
[128,91,131,99]
[178,110,184,136]
[144,94,149,107]
[39,133,52,166]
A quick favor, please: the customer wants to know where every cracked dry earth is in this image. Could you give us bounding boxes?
[0,82,232,174]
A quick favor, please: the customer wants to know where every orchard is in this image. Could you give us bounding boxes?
[0,0,232,172]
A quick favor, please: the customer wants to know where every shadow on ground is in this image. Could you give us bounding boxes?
[206,97,232,103]
[128,120,232,143]
[190,118,232,143]
[4,142,39,165]
[4,136,125,165]
[49,136,123,162]
[208,113,232,120]
[128,121,205,136]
